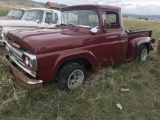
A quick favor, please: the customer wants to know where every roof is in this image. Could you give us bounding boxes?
[62,4,121,11]
[45,2,60,10]
[13,8,25,11]
[28,8,58,12]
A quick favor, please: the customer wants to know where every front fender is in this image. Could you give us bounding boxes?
[51,50,99,80]
[36,49,100,83]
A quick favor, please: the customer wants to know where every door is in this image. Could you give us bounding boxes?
[101,11,128,67]
[43,12,58,28]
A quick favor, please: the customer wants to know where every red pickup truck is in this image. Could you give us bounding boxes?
[2,5,155,91]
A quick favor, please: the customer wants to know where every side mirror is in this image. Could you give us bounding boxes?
[36,20,40,24]
[104,19,111,32]
[90,27,98,34]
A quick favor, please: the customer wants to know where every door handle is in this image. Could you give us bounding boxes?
[119,33,127,37]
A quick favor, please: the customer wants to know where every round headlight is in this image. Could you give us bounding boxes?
[0,29,5,38]
[25,57,29,65]
[29,59,32,68]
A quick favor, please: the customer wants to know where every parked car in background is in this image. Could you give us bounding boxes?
[0,8,61,46]
[2,5,155,91]
[0,8,25,20]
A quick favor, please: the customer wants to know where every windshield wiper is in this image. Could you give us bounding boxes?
[68,23,77,27]
[56,23,68,27]
[56,23,79,31]
[57,23,77,27]
[58,23,68,26]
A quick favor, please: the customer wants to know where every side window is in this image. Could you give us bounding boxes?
[45,12,54,24]
[102,11,119,29]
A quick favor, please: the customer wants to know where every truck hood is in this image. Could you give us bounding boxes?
[6,28,91,54]
[0,20,39,27]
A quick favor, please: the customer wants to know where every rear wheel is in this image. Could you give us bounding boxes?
[57,62,86,91]
[137,45,148,61]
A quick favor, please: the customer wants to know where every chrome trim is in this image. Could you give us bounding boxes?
[6,41,23,59]
[23,52,37,70]
[9,54,36,77]
[0,39,5,42]
[27,80,43,85]
[0,39,5,46]
[5,40,37,77]
[0,28,5,38]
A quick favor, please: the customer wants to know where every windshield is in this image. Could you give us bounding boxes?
[7,9,24,19]
[21,10,44,22]
[62,10,100,28]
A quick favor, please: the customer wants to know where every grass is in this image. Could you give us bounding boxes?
[0,3,35,16]
[1,10,160,120]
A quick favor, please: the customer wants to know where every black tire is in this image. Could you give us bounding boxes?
[57,62,86,91]
[137,45,148,61]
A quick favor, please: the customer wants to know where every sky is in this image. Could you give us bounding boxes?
[33,0,160,15]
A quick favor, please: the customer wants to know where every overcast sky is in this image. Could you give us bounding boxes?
[33,0,160,15]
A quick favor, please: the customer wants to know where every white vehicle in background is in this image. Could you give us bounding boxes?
[0,8,25,20]
[0,8,61,46]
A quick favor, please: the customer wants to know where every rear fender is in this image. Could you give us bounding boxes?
[129,37,151,59]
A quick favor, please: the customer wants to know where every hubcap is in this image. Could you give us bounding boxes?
[67,70,84,90]
[141,49,147,61]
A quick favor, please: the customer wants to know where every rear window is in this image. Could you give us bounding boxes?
[102,11,119,29]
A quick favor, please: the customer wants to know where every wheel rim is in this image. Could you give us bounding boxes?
[141,49,147,61]
[67,70,84,90]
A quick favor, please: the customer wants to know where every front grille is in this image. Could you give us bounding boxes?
[7,37,20,48]
[10,51,24,67]
[6,41,36,78]
[9,53,36,78]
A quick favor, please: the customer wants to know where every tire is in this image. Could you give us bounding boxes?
[57,62,86,91]
[137,45,148,61]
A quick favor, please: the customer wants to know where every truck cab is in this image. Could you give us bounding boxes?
[0,8,25,20]
[2,5,154,91]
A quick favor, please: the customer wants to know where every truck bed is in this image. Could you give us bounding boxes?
[126,30,153,40]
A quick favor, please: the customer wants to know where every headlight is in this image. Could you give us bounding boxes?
[29,59,32,68]
[22,53,37,70]
[0,29,5,38]
[25,57,29,65]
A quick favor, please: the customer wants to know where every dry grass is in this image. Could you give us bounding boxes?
[0,3,33,16]
[1,10,160,120]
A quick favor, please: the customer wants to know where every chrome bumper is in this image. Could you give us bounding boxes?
[2,56,43,89]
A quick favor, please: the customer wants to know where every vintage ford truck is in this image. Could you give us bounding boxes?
[0,8,61,46]
[2,5,155,91]
[0,8,25,20]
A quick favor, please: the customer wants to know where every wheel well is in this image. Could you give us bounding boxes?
[59,58,92,72]
[141,43,149,53]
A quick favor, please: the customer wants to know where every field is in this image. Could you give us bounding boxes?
[0,1,43,16]
[0,4,11,16]
[1,8,160,120]
[0,4,29,16]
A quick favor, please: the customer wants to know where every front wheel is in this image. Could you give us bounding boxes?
[137,45,148,61]
[57,62,86,91]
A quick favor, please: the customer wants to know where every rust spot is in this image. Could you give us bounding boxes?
[157,40,160,56]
